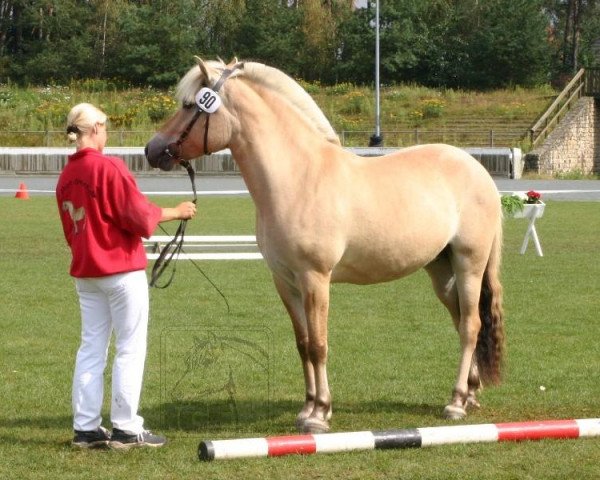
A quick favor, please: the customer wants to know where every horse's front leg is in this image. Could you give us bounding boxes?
[272,274,318,430]
[297,270,332,433]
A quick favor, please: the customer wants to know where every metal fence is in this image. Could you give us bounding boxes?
[0,127,527,149]
[0,130,156,148]
[340,128,527,148]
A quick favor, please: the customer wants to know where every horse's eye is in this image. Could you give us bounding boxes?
[182,102,196,110]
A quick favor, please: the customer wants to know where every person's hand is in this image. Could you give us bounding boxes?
[177,201,196,220]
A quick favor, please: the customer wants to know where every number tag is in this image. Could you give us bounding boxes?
[195,88,222,113]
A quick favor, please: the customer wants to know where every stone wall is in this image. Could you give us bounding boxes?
[526,97,599,175]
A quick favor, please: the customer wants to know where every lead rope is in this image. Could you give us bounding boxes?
[149,65,243,305]
[149,160,196,289]
[149,160,230,312]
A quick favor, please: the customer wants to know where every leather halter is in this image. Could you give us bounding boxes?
[150,64,242,289]
[164,64,242,162]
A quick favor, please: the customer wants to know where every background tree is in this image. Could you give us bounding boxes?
[335,5,375,83]
[563,0,599,70]
[578,1,600,66]
[194,0,246,59]
[106,2,197,87]
[88,0,130,79]
[336,0,551,88]
[1,0,95,83]
[296,0,349,82]
[232,0,303,75]
[463,0,551,88]
[0,0,598,88]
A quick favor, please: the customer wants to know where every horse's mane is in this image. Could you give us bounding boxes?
[177,59,340,145]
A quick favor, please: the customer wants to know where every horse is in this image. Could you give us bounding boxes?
[145,58,505,434]
[62,200,85,234]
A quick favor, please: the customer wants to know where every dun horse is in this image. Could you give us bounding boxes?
[146,58,505,433]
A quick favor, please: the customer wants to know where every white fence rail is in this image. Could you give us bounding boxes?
[144,235,262,261]
[0,146,522,178]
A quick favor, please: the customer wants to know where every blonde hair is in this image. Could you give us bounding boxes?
[66,103,107,143]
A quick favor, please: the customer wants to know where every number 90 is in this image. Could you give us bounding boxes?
[195,88,222,113]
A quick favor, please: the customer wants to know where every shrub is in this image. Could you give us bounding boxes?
[109,108,139,128]
[326,82,354,96]
[339,90,369,115]
[35,100,71,128]
[500,194,524,216]
[145,94,177,123]
[0,89,13,105]
[408,109,424,126]
[296,78,321,95]
[421,98,445,118]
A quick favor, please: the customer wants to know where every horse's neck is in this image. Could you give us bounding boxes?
[229,83,331,209]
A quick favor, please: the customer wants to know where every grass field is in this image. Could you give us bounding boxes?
[1,195,599,479]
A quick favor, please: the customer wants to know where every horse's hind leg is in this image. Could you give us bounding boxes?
[466,363,482,409]
[443,246,489,419]
[425,252,482,418]
[272,273,332,432]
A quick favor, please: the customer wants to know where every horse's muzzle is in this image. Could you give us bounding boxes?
[145,137,176,171]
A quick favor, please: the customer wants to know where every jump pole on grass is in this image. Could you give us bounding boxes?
[198,418,600,461]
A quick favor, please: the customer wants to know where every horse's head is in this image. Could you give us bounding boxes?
[145,57,243,171]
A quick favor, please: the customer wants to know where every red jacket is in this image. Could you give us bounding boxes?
[56,148,162,278]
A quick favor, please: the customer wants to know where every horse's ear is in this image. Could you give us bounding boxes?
[194,56,210,82]
[228,57,244,71]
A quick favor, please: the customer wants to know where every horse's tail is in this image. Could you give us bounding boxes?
[476,218,505,386]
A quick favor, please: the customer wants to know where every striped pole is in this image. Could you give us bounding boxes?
[198,418,600,461]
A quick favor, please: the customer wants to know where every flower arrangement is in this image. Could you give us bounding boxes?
[525,190,542,204]
[500,190,543,217]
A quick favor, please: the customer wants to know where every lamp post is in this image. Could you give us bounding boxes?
[369,0,383,147]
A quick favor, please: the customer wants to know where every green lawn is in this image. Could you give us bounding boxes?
[0,196,598,479]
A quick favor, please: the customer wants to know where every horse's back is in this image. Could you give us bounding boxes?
[329,144,500,284]
[348,143,499,223]
[362,144,495,189]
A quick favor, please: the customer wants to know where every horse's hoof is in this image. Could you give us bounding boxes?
[301,417,330,434]
[443,404,467,420]
[295,406,314,432]
[466,395,481,409]
[295,415,308,432]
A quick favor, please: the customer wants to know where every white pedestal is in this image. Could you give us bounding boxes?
[512,203,545,256]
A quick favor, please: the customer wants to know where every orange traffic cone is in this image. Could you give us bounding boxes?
[15,182,29,200]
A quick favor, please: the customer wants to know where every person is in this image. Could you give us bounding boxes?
[56,103,196,449]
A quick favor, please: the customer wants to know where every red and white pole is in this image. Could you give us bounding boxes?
[198,418,600,461]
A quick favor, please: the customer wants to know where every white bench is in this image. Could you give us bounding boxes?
[144,235,263,260]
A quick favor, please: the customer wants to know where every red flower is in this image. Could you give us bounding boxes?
[526,190,541,204]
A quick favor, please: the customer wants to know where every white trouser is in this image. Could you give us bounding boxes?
[73,270,148,434]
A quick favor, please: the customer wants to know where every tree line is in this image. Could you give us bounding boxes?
[1,0,599,89]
